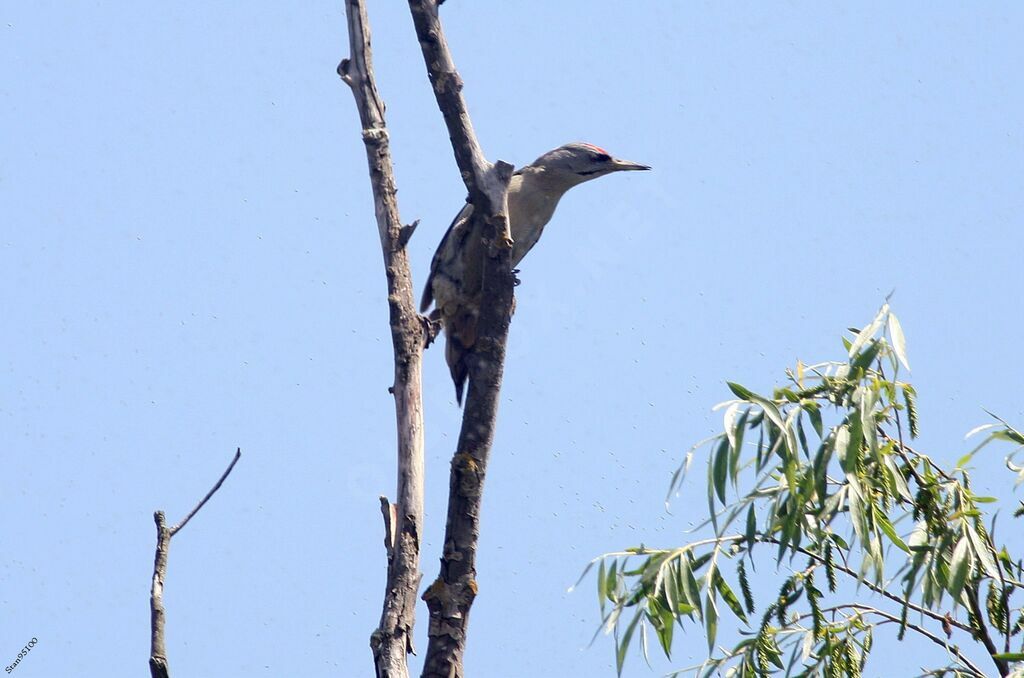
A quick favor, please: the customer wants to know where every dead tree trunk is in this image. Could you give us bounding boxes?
[338,2,427,677]
[405,2,515,676]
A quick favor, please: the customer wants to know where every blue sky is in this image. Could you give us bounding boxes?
[2,2,1022,676]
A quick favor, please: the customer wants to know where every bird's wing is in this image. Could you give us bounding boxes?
[420,200,474,312]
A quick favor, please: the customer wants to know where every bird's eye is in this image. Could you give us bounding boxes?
[593,153,611,163]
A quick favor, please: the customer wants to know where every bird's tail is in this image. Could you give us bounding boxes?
[443,308,478,406]
[446,332,469,406]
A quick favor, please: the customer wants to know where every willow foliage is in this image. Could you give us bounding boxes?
[589,305,1024,677]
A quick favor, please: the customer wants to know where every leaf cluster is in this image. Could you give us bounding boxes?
[590,305,1024,677]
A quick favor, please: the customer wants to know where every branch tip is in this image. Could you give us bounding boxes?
[170,448,242,536]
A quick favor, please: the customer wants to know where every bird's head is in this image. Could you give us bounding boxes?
[526,142,650,186]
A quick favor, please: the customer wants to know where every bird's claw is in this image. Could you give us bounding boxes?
[421,313,442,348]
[512,268,521,287]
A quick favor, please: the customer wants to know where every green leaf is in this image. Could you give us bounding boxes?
[745,504,757,548]
[847,477,867,548]
[874,505,910,553]
[727,382,796,457]
[680,555,702,620]
[835,425,853,473]
[730,408,749,488]
[713,438,729,504]
[796,414,810,458]
[992,652,1024,660]
[777,387,800,403]
[848,305,887,359]
[616,608,643,675]
[803,402,824,439]
[847,412,864,472]
[727,381,755,400]
[882,453,913,503]
[996,425,1024,445]
[655,603,674,657]
[706,447,718,533]
[704,587,719,653]
[607,561,618,602]
[850,338,883,371]
[965,423,997,440]
[598,560,608,610]
[691,552,713,571]
[887,312,910,371]
[965,522,1000,579]
[858,386,879,459]
[723,402,741,451]
[948,534,972,603]
[713,570,749,624]
[829,533,850,550]
[660,558,678,612]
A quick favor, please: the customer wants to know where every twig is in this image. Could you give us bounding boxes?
[762,536,974,635]
[884,433,954,483]
[340,2,427,676]
[965,582,1010,676]
[149,448,242,678]
[798,604,987,677]
[170,448,241,536]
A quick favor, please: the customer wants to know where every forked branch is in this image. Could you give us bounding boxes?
[149,448,241,678]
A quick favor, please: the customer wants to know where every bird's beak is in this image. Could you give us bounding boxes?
[611,158,651,172]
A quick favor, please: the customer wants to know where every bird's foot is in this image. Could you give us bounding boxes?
[421,312,442,348]
[511,268,522,287]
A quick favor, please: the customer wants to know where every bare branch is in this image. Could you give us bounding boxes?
[149,448,242,678]
[340,2,427,676]
[170,448,241,536]
[405,2,515,677]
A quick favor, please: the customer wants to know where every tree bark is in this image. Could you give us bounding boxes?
[338,3,427,677]
[405,2,515,676]
[149,512,171,678]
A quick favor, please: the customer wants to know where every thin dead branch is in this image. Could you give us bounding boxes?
[149,447,241,678]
